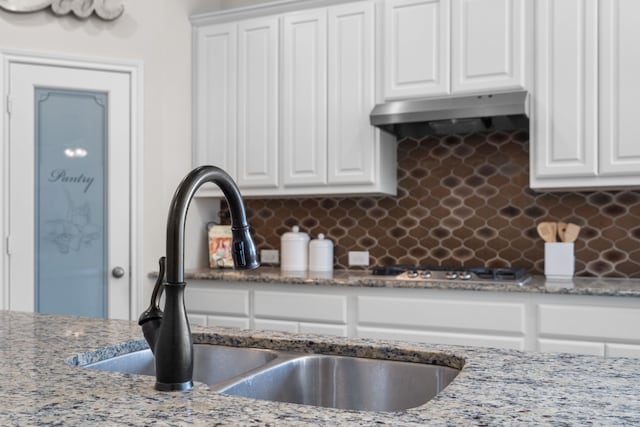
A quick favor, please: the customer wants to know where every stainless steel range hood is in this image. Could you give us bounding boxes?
[370,91,529,139]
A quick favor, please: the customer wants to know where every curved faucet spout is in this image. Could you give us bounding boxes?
[150,165,259,391]
[166,165,259,284]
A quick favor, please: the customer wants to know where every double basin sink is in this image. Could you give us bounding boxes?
[77,342,460,412]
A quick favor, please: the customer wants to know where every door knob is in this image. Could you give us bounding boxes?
[112,266,126,278]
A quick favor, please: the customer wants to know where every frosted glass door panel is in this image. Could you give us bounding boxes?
[34,88,107,317]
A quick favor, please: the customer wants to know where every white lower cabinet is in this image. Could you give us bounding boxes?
[184,280,640,358]
[189,314,250,329]
[253,319,348,337]
[357,295,526,349]
[185,282,349,336]
[184,286,251,328]
[253,290,348,336]
[537,339,605,357]
[537,301,640,356]
[299,322,348,336]
[187,313,207,327]
[606,343,640,359]
[254,290,347,324]
[252,319,299,334]
[357,326,525,350]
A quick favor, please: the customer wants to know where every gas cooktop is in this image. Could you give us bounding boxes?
[371,265,532,286]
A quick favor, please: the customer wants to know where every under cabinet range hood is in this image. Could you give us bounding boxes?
[370,91,529,139]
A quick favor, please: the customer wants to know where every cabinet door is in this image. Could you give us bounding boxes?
[358,326,525,350]
[358,295,526,350]
[193,23,237,177]
[237,17,279,189]
[606,343,640,359]
[384,0,450,99]
[531,0,598,180]
[537,338,605,356]
[282,9,328,187]
[327,1,376,185]
[538,303,640,343]
[599,0,640,177]
[451,0,525,93]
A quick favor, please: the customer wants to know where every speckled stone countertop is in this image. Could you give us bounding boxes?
[183,266,640,297]
[4,310,640,426]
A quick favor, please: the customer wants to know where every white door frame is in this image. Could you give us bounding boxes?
[0,49,144,320]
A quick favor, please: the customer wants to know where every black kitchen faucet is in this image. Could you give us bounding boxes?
[138,165,259,391]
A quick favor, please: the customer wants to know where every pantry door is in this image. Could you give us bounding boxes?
[6,61,131,319]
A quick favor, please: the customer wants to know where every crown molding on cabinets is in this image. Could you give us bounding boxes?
[191,0,359,25]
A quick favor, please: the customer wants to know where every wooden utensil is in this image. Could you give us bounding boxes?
[557,221,568,242]
[560,223,581,243]
[537,222,557,242]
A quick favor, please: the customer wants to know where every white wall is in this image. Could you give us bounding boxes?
[0,0,220,314]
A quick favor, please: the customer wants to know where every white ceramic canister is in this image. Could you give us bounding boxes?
[309,233,334,272]
[280,225,310,271]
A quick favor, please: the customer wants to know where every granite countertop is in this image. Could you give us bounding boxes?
[3,310,640,425]
[183,266,640,297]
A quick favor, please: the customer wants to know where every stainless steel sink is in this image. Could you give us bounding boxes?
[83,344,279,385]
[77,343,460,411]
[214,354,459,411]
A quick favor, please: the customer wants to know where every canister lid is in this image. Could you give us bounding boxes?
[281,225,310,242]
[310,233,333,247]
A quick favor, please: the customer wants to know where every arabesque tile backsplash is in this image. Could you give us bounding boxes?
[223,130,640,277]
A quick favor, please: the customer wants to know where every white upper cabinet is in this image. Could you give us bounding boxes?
[384,0,450,98]
[598,0,640,177]
[532,0,598,181]
[531,0,640,190]
[193,17,279,191]
[237,17,280,189]
[383,0,527,100]
[327,2,378,185]
[192,1,397,198]
[451,0,525,93]
[193,0,640,194]
[282,9,328,187]
[193,22,237,178]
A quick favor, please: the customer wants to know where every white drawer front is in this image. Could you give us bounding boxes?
[358,296,525,334]
[537,338,605,356]
[254,318,299,333]
[185,287,249,316]
[357,326,525,350]
[254,319,347,335]
[188,313,207,326]
[206,315,250,330]
[606,343,640,359]
[300,322,348,337]
[254,291,347,323]
[538,304,640,341]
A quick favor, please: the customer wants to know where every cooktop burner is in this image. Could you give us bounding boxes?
[371,265,531,286]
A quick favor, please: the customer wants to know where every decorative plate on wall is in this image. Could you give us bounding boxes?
[0,0,124,20]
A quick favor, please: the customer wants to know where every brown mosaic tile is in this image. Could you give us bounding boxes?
[221,130,640,278]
